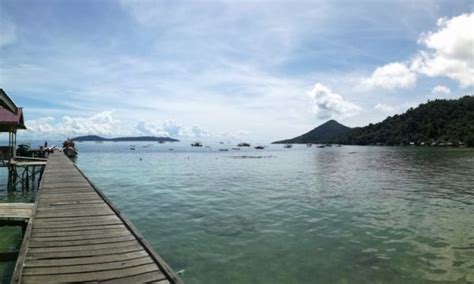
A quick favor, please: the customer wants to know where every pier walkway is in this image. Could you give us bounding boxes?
[12,152,182,283]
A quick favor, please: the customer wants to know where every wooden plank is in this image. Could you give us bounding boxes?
[100,270,168,284]
[23,256,153,275]
[39,194,99,200]
[31,230,132,242]
[39,192,99,198]
[28,235,136,248]
[29,240,140,254]
[41,181,91,186]
[26,243,144,260]
[0,203,33,219]
[48,200,104,206]
[35,203,109,212]
[36,206,111,214]
[32,224,126,233]
[35,215,120,224]
[32,227,129,238]
[24,250,149,267]
[35,209,115,218]
[33,218,122,229]
[21,263,160,283]
[0,203,34,209]
[40,185,93,190]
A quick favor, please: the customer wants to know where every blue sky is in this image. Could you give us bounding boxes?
[1,0,473,141]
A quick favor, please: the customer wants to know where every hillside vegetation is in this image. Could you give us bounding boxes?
[337,96,474,146]
[273,96,474,146]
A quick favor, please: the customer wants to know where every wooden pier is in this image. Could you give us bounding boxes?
[11,152,182,283]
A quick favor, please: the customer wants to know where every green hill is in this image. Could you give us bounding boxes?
[337,95,474,146]
[273,95,474,146]
[272,120,351,144]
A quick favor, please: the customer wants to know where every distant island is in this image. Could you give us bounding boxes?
[273,95,474,146]
[273,120,351,144]
[72,135,179,142]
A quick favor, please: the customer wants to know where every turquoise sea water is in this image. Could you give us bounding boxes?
[1,142,474,283]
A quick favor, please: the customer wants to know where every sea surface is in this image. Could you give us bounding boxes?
[1,142,473,283]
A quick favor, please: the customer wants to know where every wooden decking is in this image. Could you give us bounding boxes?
[0,203,33,220]
[12,152,182,284]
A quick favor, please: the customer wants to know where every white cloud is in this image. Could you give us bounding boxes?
[24,112,223,140]
[364,62,417,90]
[365,13,474,90]
[0,16,16,47]
[374,103,395,113]
[135,120,208,138]
[309,83,361,119]
[25,111,125,138]
[431,85,451,95]
[414,13,474,87]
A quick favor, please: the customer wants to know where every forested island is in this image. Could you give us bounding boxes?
[72,135,179,142]
[274,95,474,146]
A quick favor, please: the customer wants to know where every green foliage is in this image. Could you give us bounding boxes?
[334,95,474,146]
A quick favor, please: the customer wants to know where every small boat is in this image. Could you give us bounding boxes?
[191,142,203,147]
[158,140,165,144]
[306,143,312,147]
[255,146,265,149]
[325,144,333,147]
[130,146,136,150]
[284,144,292,148]
[317,145,325,148]
[232,148,240,150]
[219,148,229,151]
[63,138,78,158]
[237,143,251,147]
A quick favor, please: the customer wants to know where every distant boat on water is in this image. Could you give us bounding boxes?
[284,144,292,148]
[237,143,251,147]
[317,145,325,148]
[255,146,265,149]
[219,148,229,151]
[63,138,78,158]
[191,142,203,147]
[232,148,240,150]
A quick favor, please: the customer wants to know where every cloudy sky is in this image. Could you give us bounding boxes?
[1,0,473,141]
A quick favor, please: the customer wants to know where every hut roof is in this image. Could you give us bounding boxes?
[0,89,26,132]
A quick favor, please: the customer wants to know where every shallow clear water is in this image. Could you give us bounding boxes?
[1,142,474,283]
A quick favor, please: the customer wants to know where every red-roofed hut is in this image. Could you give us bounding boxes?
[0,89,26,160]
